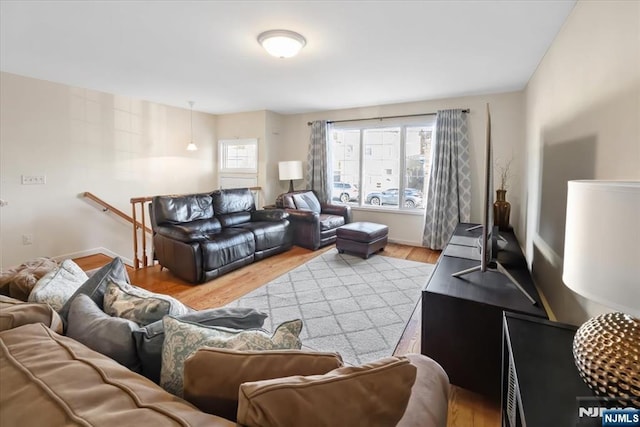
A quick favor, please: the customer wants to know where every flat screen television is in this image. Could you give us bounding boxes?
[451,104,537,305]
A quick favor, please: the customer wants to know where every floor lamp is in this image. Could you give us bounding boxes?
[562,180,640,407]
[278,161,303,192]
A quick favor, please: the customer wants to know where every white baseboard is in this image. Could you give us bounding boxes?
[387,238,424,247]
[53,247,134,267]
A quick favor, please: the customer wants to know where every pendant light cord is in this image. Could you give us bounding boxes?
[189,100,194,143]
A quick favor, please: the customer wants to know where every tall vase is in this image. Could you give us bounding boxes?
[494,189,511,231]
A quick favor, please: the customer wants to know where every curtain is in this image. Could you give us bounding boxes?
[422,109,471,249]
[306,120,332,203]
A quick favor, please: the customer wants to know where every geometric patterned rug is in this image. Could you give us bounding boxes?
[224,248,434,365]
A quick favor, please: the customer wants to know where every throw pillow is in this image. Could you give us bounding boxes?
[184,348,343,421]
[57,257,130,327]
[237,356,417,427]
[103,279,191,326]
[66,294,141,372]
[0,257,58,301]
[0,295,63,333]
[161,317,303,397]
[28,259,88,311]
[133,307,268,384]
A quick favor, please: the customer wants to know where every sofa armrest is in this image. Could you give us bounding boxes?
[397,354,450,427]
[1,323,235,427]
[283,210,321,250]
[251,209,289,222]
[285,209,320,224]
[321,203,352,223]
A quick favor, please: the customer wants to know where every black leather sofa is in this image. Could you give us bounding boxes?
[150,188,292,284]
[275,190,351,250]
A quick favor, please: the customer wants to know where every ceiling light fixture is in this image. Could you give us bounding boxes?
[258,30,306,58]
[186,100,197,151]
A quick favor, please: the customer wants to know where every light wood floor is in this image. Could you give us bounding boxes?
[74,243,500,427]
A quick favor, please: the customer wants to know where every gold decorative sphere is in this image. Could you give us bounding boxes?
[573,312,640,407]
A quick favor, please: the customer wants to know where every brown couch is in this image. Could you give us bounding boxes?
[275,190,351,250]
[1,323,449,426]
[1,258,450,426]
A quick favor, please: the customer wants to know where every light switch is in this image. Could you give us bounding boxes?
[21,175,46,185]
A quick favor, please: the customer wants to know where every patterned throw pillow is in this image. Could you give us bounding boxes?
[161,316,303,397]
[103,279,190,326]
[28,260,88,311]
[58,257,130,326]
[134,307,268,384]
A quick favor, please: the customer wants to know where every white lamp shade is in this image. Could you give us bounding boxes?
[563,180,640,317]
[278,161,303,181]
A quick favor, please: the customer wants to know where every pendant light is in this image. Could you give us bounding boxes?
[186,101,197,151]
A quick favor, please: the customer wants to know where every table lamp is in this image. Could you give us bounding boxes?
[278,161,303,192]
[562,180,640,406]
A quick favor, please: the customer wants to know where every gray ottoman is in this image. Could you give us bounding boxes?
[336,222,389,259]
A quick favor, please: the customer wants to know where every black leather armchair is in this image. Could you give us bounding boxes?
[275,190,351,250]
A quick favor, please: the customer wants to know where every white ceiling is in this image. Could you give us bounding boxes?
[0,0,576,115]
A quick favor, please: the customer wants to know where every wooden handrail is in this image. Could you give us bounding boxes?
[83,192,151,234]
[130,196,153,204]
[83,192,154,270]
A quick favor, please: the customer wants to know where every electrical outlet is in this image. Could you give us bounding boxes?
[21,175,46,185]
[22,234,33,245]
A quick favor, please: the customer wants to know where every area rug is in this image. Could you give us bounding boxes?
[224,249,434,365]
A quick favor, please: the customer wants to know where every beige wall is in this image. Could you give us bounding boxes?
[0,72,526,265]
[0,72,218,268]
[264,111,287,205]
[524,0,640,324]
[281,91,525,246]
[214,110,288,207]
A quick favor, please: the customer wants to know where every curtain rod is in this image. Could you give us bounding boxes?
[306,109,470,126]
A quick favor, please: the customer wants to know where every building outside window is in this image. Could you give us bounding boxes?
[331,117,434,211]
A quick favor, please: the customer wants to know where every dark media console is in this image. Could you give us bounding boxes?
[502,312,594,427]
[421,223,547,401]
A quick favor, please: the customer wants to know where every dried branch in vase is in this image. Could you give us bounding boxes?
[496,158,513,191]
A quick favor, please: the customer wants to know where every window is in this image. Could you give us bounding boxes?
[218,138,258,194]
[219,139,258,173]
[330,118,434,211]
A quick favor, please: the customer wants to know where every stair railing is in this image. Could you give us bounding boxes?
[83,192,153,269]
[130,196,153,269]
[85,187,263,271]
